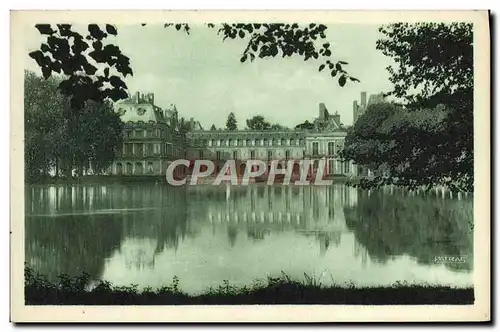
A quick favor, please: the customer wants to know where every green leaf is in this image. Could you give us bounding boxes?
[105,24,117,35]
[28,50,45,67]
[40,43,50,53]
[318,64,325,72]
[35,24,54,35]
[338,75,346,87]
[239,30,245,38]
[339,61,349,65]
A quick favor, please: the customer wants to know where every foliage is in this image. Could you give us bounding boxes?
[210,124,217,131]
[270,123,288,130]
[25,266,473,305]
[24,71,123,182]
[342,22,473,192]
[29,23,359,108]
[28,24,132,109]
[295,120,315,130]
[246,115,271,130]
[226,112,238,131]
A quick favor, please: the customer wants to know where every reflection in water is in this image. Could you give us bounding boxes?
[25,184,473,294]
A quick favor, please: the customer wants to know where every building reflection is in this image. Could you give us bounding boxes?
[25,182,472,287]
[189,184,359,253]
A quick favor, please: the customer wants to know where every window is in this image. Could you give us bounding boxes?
[228,139,233,146]
[273,138,279,145]
[216,151,222,160]
[135,129,143,137]
[263,138,269,146]
[254,139,259,146]
[281,138,286,146]
[285,150,290,160]
[116,163,123,175]
[267,150,273,160]
[237,139,243,146]
[233,150,238,160]
[246,139,251,146]
[299,139,304,145]
[154,144,161,155]
[147,162,154,174]
[126,162,133,174]
[250,150,256,160]
[328,142,334,155]
[199,150,204,159]
[290,139,296,146]
[147,143,154,156]
[312,142,319,155]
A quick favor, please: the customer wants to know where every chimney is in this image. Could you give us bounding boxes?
[361,92,367,108]
[190,117,194,130]
[135,91,140,103]
[319,103,327,120]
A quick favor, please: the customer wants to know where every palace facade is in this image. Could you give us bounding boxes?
[110,92,360,178]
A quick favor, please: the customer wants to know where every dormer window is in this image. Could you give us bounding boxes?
[117,108,126,116]
[137,107,146,115]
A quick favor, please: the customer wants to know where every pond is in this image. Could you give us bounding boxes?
[25,183,473,295]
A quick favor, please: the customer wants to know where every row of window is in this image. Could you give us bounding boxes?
[125,128,173,140]
[204,138,305,147]
[122,143,185,158]
[209,149,299,160]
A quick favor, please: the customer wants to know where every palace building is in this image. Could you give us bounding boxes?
[110,91,360,178]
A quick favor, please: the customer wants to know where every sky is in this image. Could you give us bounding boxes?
[24,23,395,128]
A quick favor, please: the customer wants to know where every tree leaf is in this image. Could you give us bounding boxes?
[105,24,117,35]
[338,75,346,87]
[318,64,325,72]
[28,50,45,67]
[239,30,245,38]
[35,24,54,35]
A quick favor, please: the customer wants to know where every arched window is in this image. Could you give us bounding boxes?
[246,139,251,146]
[290,139,296,146]
[135,162,143,175]
[263,138,269,146]
[281,138,286,146]
[116,163,123,175]
[126,162,133,174]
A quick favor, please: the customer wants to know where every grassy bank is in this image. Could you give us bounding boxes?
[25,268,473,305]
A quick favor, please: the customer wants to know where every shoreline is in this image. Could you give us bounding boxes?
[25,268,474,305]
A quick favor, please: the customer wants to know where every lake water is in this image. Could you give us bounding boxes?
[25,183,473,295]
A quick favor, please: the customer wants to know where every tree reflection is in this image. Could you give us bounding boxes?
[343,189,473,271]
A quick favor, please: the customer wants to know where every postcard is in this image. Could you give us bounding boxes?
[10,10,490,322]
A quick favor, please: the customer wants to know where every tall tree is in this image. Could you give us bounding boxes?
[342,22,473,192]
[246,115,271,131]
[28,23,358,109]
[226,112,238,131]
[24,71,123,181]
[210,124,217,131]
